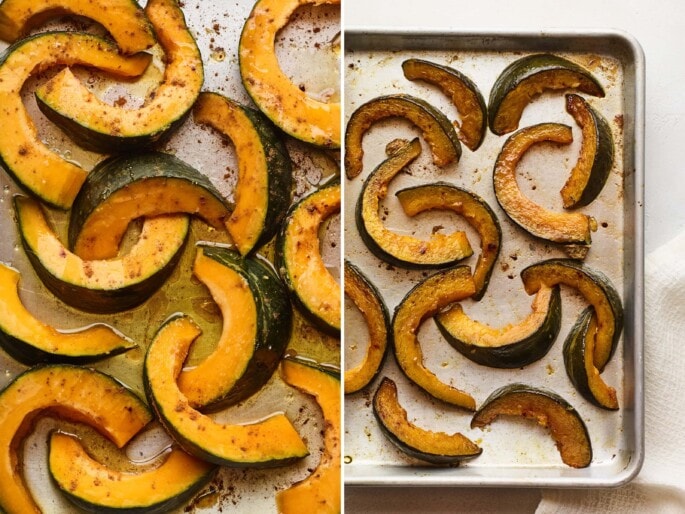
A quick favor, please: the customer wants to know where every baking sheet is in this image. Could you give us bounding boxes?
[0,1,340,512]
[343,29,644,487]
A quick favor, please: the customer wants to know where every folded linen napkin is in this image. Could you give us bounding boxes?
[536,232,685,513]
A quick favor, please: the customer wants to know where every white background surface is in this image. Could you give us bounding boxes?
[343,0,685,512]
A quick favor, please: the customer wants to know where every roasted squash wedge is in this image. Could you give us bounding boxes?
[392,265,477,410]
[402,58,487,151]
[471,383,592,468]
[563,307,619,410]
[177,244,292,411]
[0,0,156,54]
[488,53,605,135]
[0,365,152,514]
[373,377,481,465]
[193,92,293,255]
[16,195,189,314]
[493,123,596,248]
[345,93,462,179]
[0,31,151,208]
[561,93,615,209]
[395,182,500,298]
[276,179,341,335]
[35,0,204,153]
[344,261,390,394]
[144,314,309,467]
[68,151,230,261]
[239,0,340,148]
[435,284,561,369]
[521,258,623,371]
[49,432,216,514]
[277,356,341,514]
[0,262,134,364]
[357,139,473,269]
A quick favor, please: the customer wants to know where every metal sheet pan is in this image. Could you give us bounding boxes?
[0,1,340,512]
[343,29,644,487]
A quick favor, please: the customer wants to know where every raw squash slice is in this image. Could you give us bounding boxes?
[0,0,156,54]
[35,0,204,153]
[193,92,293,256]
[278,356,341,514]
[177,245,292,411]
[0,262,134,364]
[239,0,341,148]
[48,432,216,514]
[144,314,309,468]
[0,31,152,208]
[16,195,189,313]
[0,365,152,514]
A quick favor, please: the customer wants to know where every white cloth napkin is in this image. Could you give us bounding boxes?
[536,232,685,513]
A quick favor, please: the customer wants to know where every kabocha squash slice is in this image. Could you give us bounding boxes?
[0,31,152,208]
[68,151,230,261]
[177,244,292,411]
[373,377,481,465]
[0,365,152,514]
[277,356,341,514]
[345,93,462,179]
[144,314,309,468]
[356,139,473,269]
[563,307,619,410]
[0,262,134,364]
[344,261,390,394]
[193,92,293,256]
[276,179,341,335]
[471,383,593,468]
[401,58,487,151]
[488,53,605,135]
[15,195,189,314]
[239,0,341,148]
[392,265,477,410]
[435,284,561,369]
[561,93,615,209]
[395,182,500,298]
[0,0,155,54]
[521,258,623,371]
[35,0,204,153]
[48,432,216,514]
[493,123,596,248]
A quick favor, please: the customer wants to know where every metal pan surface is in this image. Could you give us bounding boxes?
[343,28,644,487]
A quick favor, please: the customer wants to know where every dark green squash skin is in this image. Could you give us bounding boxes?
[36,99,192,154]
[520,258,623,370]
[563,93,615,208]
[68,151,230,250]
[401,58,487,151]
[196,244,293,412]
[562,306,619,411]
[344,260,390,392]
[275,178,340,336]
[345,93,462,179]
[283,354,341,381]
[372,377,481,465]
[488,53,605,135]
[436,285,561,369]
